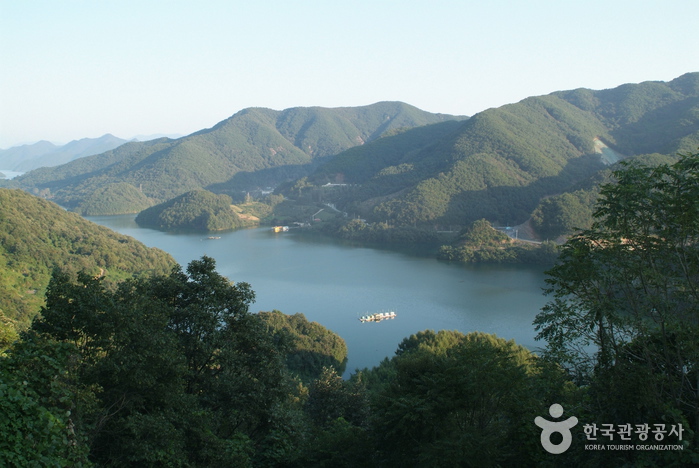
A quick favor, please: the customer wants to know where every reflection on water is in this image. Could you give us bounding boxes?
[89,215,550,376]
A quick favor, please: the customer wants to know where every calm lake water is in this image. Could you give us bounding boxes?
[88,215,550,376]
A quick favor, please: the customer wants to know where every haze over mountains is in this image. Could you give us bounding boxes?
[0,133,185,173]
[6,73,699,230]
[0,134,129,172]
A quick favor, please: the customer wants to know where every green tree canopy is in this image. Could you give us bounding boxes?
[368,330,569,467]
[534,151,699,463]
[136,190,245,231]
[258,310,348,382]
[1,257,297,467]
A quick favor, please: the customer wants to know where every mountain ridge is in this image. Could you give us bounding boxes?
[0,134,129,172]
[9,102,464,213]
[7,74,699,230]
[300,73,699,230]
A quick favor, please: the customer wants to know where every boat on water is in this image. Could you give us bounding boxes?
[359,310,397,323]
[207,236,221,240]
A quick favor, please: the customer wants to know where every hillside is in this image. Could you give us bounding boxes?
[300,73,699,230]
[135,189,246,231]
[9,102,464,214]
[258,310,348,382]
[0,134,128,172]
[0,188,176,332]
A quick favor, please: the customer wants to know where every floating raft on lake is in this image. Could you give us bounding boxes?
[359,311,397,323]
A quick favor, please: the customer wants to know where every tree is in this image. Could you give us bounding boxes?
[306,366,368,428]
[0,334,92,467]
[370,330,568,467]
[0,312,19,354]
[530,190,596,239]
[3,256,295,466]
[300,367,372,467]
[534,152,699,461]
[258,310,348,382]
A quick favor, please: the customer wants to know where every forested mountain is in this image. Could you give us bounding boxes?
[135,189,246,231]
[0,188,175,333]
[8,74,698,236]
[0,134,128,172]
[301,72,699,230]
[9,102,463,214]
[78,182,154,216]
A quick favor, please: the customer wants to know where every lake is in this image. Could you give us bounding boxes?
[88,215,550,376]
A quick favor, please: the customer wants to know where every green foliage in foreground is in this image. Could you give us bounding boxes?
[1,257,292,467]
[4,252,571,467]
[0,338,91,466]
[259,310,348,382]
[0,188,175,332]
[136,189,246,231]
[358,330,572,467]
[535,151,699,465]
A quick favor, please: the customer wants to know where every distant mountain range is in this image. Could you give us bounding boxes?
[0,134,184,174]
[6,73,699,231]
[9,102,463,213]
[0,134,129,172]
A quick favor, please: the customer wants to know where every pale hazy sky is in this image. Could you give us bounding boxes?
[1,0,697,148]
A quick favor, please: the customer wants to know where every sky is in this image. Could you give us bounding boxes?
[1,0,697,148]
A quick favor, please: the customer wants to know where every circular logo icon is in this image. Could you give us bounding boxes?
[534,404,578,454]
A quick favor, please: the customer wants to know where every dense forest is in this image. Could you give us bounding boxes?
[1,152,698,465]
[77,182,153,216]
[7,103,462,215]
[289,73,699,239]
[0,189,175,335]
[258,310,348,382]
[135,190,248,232]
[437,218,559,264]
